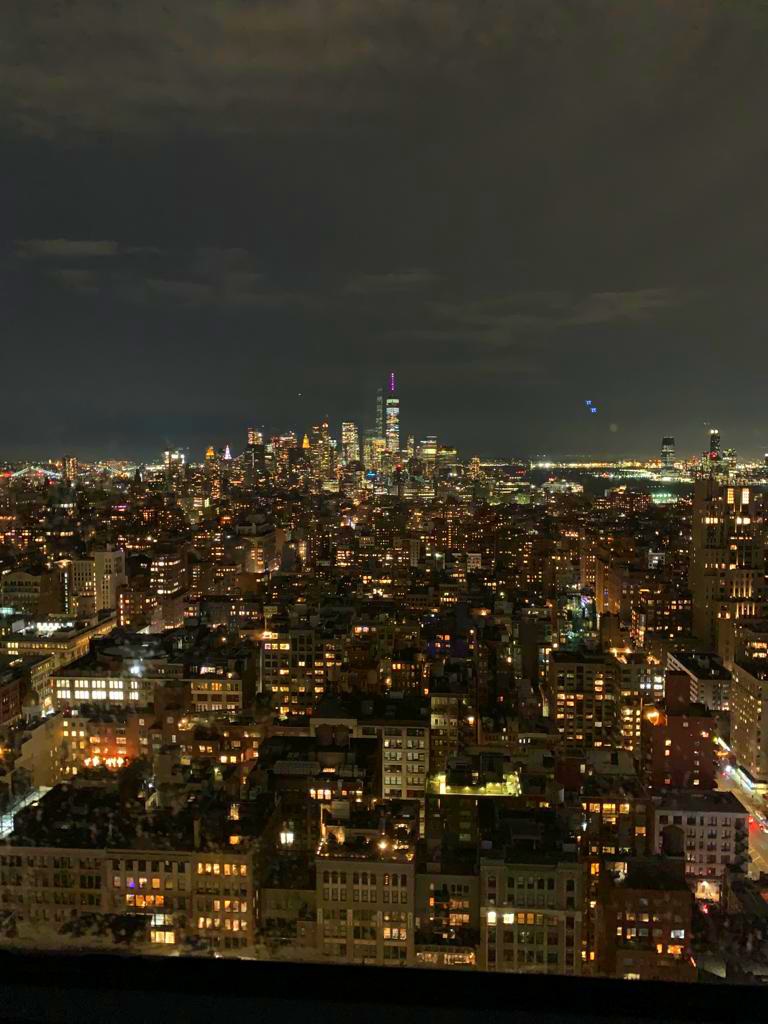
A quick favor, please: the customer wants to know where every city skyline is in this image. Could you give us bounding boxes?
[0,410,763,467]
[4,2,768,461]
[0,365,761,467]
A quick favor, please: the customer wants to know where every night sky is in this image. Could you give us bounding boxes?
[3,1,768,461]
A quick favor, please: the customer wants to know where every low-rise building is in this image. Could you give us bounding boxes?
[641,672,716,790]
[415,855,479,969]
[596,856,695,982]
[479,808,584,976]
[0,774,279,956]
[315,802,418,966]
[0,614,117,690]
[651,790,748,901]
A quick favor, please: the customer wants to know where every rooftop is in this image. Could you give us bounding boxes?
[617,856,690,892]
[318,832,415,863]
[313,693,429,724]
[4,773,277,852]
[735,659,768,682]
[480,808,578,865]
[0,615,114,642]
[550,648,610,665]
[654,790,747,815]
[671,651,732,681]
[581,775,647,799]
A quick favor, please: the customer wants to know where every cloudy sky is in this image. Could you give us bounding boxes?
[3,0,768,460]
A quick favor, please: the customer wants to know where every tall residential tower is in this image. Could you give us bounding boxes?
[690,478,766,649]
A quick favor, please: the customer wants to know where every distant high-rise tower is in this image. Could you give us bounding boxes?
[247,426,263,447]
[341,422,360,465]
[708,428,721,463]
[204,445,220,500]
[163,449,186,488]
[660,437,675,468]
[419,436,438,476]
[384,371,400,453]
[62,455,78,482]
[310,419,333,481]
[375,387,384,438]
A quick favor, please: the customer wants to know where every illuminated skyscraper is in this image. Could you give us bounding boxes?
[690,478,766,649]
[163,449,185,470]
[362,430,385,472]
[385,372,400,452]
[62,455,79,482]
[707,428,721,463]
[660,437,675,468]
[340,422,360,465]
[204,444,221,500]
[266,432,297,484]
[247,426,263,447]
[419,435,437,474]
[375,386,384,438]
[163,449,186,490]
[310,419,334,482]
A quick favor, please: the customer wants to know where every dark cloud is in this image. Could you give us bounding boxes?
[345,270,440,294]
[563,289,686,327]
[17,239,123,259]
[10,241,299,310]
[2,0,768,459]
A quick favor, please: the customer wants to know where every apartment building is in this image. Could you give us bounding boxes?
[0,780,278,955]
[596,856,695,982]
[478,810,584,976]
[260,621,323,717]
[547,649,621,759]
[311,695,431,805]
[315,804,417,966]
[730,659,768,787]
[652,790,748,901]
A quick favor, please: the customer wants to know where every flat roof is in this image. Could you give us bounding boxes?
[670,652,731,681]
[655,790,747,814]
[735,659,768,682]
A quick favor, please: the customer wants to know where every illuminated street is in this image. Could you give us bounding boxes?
[716,768,768,877]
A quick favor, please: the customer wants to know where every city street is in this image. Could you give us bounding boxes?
[716,768,768,876]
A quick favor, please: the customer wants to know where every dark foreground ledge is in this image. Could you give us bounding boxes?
[0,951,763,1024]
